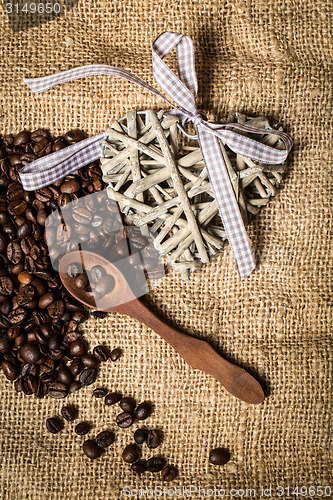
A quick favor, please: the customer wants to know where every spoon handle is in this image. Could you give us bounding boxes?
[116,299,264,404]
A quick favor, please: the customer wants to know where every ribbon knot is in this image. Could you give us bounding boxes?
[21,31,293,280]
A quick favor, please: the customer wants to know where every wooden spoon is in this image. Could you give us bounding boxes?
[59,250,264,404]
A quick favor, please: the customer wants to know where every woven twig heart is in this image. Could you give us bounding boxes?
[101,109,286,279]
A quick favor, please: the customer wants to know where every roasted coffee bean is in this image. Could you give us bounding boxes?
[146,430,160,449]
[95,430,114,448]
[69,381,82,393]
[110,348,121,362]
[0,276,14,295]
[116,412,134,428]
[16,285,35,306]
[79,368,97,386]
[14,131,30,146]
[93,388,107,398]
[134,402,152,420]
[38,292,55,309]
[146,457,166,473]
[73,206,91,224]
[89,265,106,284]
[65,129,87,143]
[119,397,136,413]
[17,221,32,239]
[17,271,33,285]
[21,374,38,394]
[94,275,115,298]
[35,379,47,399]
[19,343,40,364]
[61,406,76,422]
[83,439,102,460]
[209,448,230,466]
[48,382,68,399]
[30,128,50,142]
[20,362,38,378]
[69,339,86,357]
[105,392,122,406]
[48,334,61,351]
[115,238,129,257]
[74,273,89,290]
[57,367,73,385]
[93,345,109,362]
[47,300,65,319]
[1,360,18,380]
[161,465,177,482]
[80,354,99,369]
[131,461,147,475]
[40,371,57,384]
[8,200,27,216]
[14,377,23,392]
[60,179,80,194]
[46,417,63,434]
[134,428,148,445]
[8,307,27,324]
[75,421,90,435]
[0,336,12,353]
[69,358,82,376]
[122,444,139,463]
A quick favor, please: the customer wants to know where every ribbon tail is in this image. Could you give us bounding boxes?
[197,126,256,279]
[19,133,104,190]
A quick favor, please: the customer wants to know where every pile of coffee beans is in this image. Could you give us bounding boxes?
[0,128,122,399]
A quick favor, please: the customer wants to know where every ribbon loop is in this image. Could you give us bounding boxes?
[21,31,293,280]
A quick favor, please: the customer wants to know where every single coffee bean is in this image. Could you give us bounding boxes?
[19,343,40,364]
[134,428,148,445]
[75,421,90,435]
[74,273,89,290]
[48,382,68,399]
[79,368,97,386]
[134,402,152,420]
[0,336,12,353]
[65,129,87,143]
[69,339,86,357]
[110,348,121,362]
[16,285,35,306]
[69,358,82,376]
[116,412,134,428]
[131,461,147,474]
[95,430,114,448]
[61,406,76,422]
[80,354,99,369]
[14,130,30,146]
[93,388,107,398]
[40,371,57,384]
[8,307,27,324]
[83,439,102,460]
[209,448,230,466]
[93,345,109,362]
[146,430,160,449]
[93,275,115,298]
[115,238,129,257]
[122,444,139,463]
[146,457,166,473]
[21,375,38,394]
[48,334,61,351]
[119,397,136,413]
[60,179,80,194]
[38,292,55,309]
[1,360,18,380]
[69,381,82,393]
[46,417,63,434]
[72,206,91,224]
[161,465,178,482]
[57,367,73,385]
[0,276,14,295]
[89,265,106,284]
[47,300,65,319]
[105,392,122,406]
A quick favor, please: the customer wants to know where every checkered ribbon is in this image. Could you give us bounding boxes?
[22,31,292,279]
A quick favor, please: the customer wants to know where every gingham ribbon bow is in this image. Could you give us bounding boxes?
[22,31,292,280]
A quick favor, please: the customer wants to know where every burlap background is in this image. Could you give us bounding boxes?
[0,1,332,499]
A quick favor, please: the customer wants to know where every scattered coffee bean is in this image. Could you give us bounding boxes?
[122,443,139,463]
[69,339,86,357]
[119,396,136,413]
[80,353,99,369]
[135,402,152,420]
[93,345,109,362]
[146,430,160,449]
[46,417,63,434]
[69,381,82,393]
[75,421,90,435]
[110,348,121,362]
[79,368,97,386]
[105,392,122,406]
[83,439,102,460]
[146,457,166,473]
[93,388,107,398]
[131,461,147,475]
[48,382,68,399]
[209,448,230,466]
[161,465,177,482]
[134,428,148,445]
[116,412,134,428]
[95,430,114,448]
[61,406,76,422]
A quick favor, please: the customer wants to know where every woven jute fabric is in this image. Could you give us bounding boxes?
[0,1,332,499]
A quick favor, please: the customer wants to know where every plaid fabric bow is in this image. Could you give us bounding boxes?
[22,31,293,280]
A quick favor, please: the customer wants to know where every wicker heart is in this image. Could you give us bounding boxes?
[100,109,286,279]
